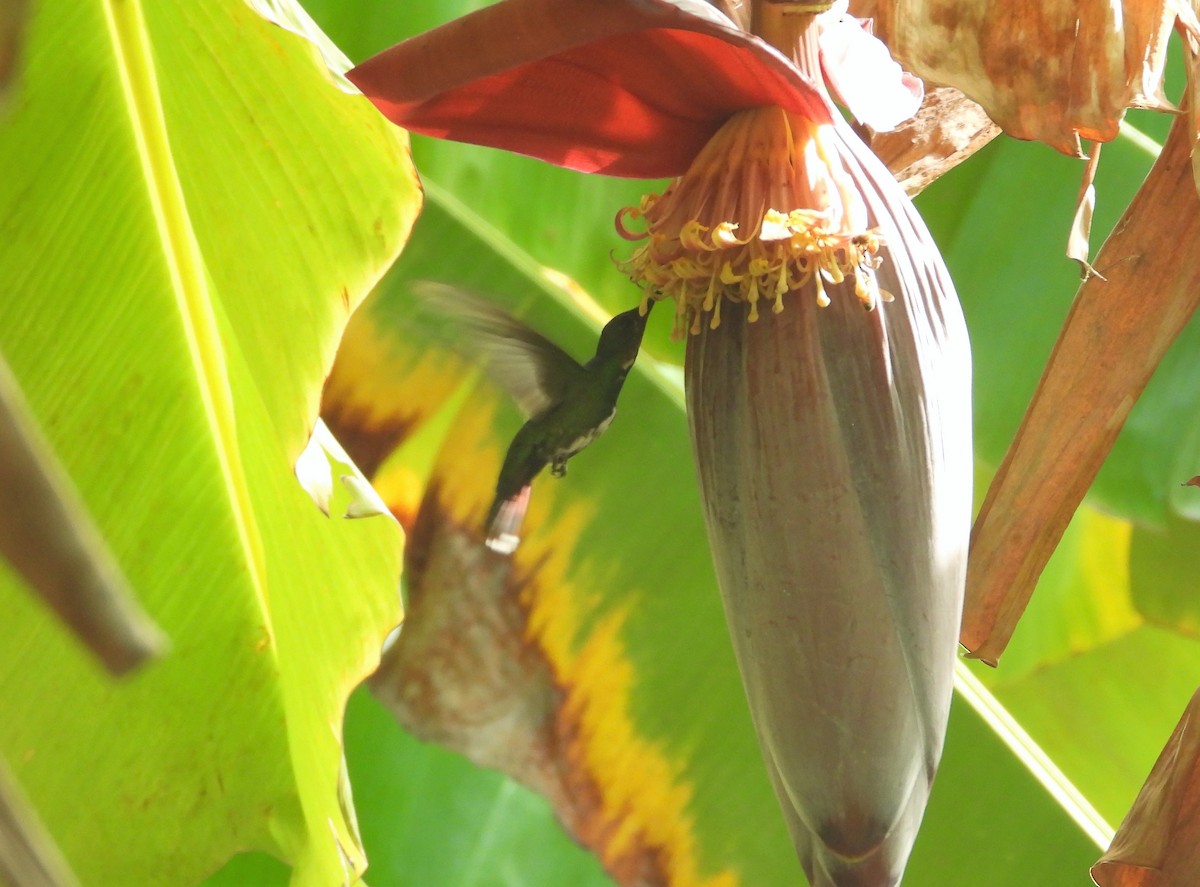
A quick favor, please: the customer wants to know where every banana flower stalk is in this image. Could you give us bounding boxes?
[347,2,971,884]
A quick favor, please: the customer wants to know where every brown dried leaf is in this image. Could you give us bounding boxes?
[1183,13,1200,192]
[0,757,80,887]
[858,86,1000,195]
[0,354,165,674]
[1183,476,1200,488]
[1092,688,1200,886]
[962,107,1200,665]
[872,0,1177,154]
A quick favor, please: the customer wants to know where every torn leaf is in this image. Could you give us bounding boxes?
[296,419,393,520]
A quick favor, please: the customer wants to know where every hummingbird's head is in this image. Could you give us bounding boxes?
[595,304,651,369]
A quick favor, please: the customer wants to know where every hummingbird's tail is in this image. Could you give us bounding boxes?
[485,485,531,555]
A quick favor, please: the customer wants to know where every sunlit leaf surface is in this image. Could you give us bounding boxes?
[0,0,416,882]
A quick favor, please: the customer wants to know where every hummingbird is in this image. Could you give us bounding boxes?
[411,282,651,554]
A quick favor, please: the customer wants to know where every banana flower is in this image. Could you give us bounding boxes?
[348,1,971,884]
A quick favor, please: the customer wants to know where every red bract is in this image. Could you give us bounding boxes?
[346,0,833,178]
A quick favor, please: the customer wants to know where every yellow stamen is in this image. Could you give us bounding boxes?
[814,273,831,308]
[616,106,887,337]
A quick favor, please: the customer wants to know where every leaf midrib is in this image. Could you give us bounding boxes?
[102,0,270,631]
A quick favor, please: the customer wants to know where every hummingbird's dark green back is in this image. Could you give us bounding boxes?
[409,281,650,554]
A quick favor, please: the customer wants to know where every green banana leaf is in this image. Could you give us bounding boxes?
[0,0,416,884]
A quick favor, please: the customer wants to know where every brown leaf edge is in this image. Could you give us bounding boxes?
[859,85,1000,196]
[962,102,1200,665]
[1092,688,1200,887]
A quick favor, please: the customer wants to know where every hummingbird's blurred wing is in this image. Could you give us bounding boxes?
[410,281,585,418]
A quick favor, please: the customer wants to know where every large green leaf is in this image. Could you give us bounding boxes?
[0,0,416,883]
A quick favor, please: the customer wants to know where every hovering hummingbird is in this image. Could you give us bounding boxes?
[411,282,651,554]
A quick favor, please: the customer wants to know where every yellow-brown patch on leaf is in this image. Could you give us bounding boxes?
[322,297,464,477]
[519,525,736,887]
[421,388,506,530]
[373,386,736,886]
[370,463,425,533]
